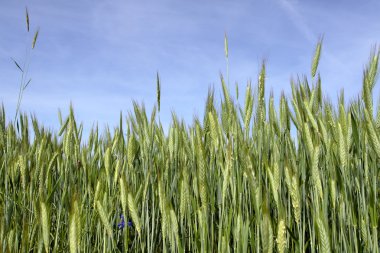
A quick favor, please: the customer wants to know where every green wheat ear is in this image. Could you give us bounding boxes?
[276,219,286,253]
[32,28,39,49]
[157,72,161,112]
[311,36,323,78]
[224,32,228,59]
[25,7,29,32]
[317,217,331,253]
[96,201,113,239]
[69,198,79,253]
[128,192,142,236]
[40,201,50,253]
[224,32,229,85]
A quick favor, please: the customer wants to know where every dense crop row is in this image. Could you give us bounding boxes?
[1,42,379,252]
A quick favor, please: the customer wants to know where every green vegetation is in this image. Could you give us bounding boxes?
[1,38,380,252]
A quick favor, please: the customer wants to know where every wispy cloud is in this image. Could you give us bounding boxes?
[276,0,316,43]
[273,0,370,100]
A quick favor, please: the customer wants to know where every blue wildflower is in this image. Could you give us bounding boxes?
[127,221,133,227]
[118,214,125,230]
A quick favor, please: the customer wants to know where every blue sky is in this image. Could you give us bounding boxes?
[1,0,380,135]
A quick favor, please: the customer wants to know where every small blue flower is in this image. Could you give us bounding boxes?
[127,221,133,227]
[118,214,125,230]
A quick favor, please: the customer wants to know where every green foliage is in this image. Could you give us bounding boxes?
[0,41,379,252]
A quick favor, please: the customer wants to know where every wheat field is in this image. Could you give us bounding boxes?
[0,40,379,252]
